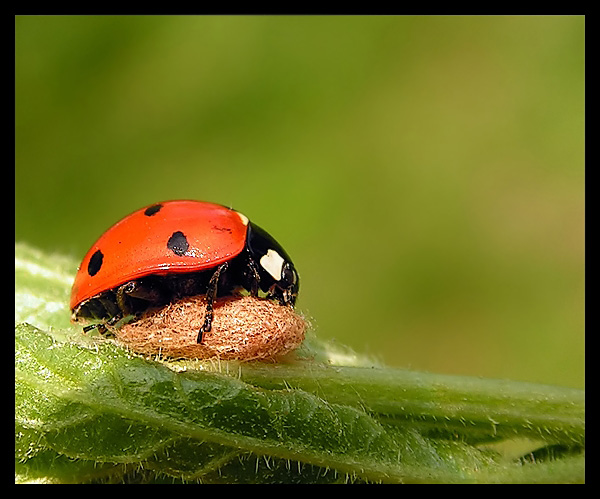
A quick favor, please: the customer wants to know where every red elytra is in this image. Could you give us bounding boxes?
[70,200,249,311]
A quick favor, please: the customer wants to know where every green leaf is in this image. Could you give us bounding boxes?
[15,242,79,335]
[15,243,584,483]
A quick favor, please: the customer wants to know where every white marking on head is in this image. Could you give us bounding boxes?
[260,249,285,281]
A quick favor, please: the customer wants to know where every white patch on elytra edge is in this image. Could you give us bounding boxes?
[236,211,249,226]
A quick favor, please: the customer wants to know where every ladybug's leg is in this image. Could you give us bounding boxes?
[115,280,166,315]
[81,294,126,336]
[115,282,137,316]
[197,262,228,343]
[246,256,261,297]
[82,314,120,335]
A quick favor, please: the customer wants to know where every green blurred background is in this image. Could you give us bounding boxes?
[15,16,584,388]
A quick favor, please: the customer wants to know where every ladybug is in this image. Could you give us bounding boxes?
[70,200,299,343]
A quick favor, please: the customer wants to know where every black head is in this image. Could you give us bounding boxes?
[245,222,299,306]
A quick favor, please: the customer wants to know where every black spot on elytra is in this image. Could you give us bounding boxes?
[167,231,189,256]
[88,249,104,276]
[144,204,163,216]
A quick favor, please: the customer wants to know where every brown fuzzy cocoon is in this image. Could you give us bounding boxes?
[115,295,306,361]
